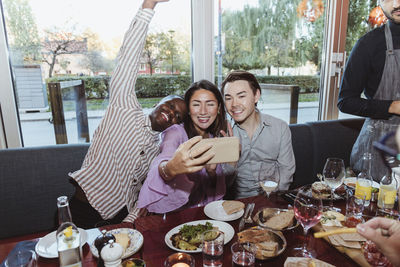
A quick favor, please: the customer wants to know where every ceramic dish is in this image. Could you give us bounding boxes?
[35,228,88,258]
[204,200,244,221]
[90,228,143,259]
[253,208,299,231]
[238,226,287,260]
[164,220,234,253]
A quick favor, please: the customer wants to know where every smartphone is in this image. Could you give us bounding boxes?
[191,136,239,164]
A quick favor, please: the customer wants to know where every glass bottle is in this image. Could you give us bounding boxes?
[377,171,398,209]
[56,196,82,267]
[355,152,373,206]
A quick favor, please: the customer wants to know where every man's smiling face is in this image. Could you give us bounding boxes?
[223,80,260,124]
[149,96,187,132]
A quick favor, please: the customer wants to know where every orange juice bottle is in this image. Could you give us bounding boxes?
[355,152,373,206]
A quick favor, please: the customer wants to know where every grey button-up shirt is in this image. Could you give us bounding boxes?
[225,112,295,199]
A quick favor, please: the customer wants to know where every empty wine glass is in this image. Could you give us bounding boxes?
[293,185,323,258]
[323,157,345,211]
[258,161,279,198]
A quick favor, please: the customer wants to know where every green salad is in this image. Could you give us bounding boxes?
[171,222,216,250]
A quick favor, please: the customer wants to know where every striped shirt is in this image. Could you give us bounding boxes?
[69,8,159,223]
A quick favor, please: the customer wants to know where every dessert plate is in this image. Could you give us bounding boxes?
[204,200,244,221]
[35,228,88,258]
[90,228,143,259]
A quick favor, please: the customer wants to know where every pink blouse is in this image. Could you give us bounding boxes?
[137,124,226,213]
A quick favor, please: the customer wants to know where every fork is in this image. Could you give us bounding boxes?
[245,203,255,224]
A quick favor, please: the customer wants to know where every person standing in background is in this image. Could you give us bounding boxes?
[338,0,400,180]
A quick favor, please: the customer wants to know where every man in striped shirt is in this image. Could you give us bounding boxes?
[69,0,187,227]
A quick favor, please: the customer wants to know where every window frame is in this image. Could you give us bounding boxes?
[0,0,349,148]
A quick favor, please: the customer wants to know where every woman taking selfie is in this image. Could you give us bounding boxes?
[138,80,228,213]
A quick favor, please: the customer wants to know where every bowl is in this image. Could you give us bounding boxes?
[253,207,299,231]
[237,227,287,260]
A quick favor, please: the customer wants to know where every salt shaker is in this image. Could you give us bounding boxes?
[101,240,123,267]
[95,230,116,267]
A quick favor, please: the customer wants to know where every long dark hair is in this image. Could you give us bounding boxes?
[184,80,227,139]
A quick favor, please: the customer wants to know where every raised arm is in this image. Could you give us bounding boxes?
[109,0,168,105]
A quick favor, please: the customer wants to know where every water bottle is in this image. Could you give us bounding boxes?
[56,196,82,267]
[355,152,373,206]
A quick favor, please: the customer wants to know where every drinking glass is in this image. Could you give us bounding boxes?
[344,189,365,227]
[202,230,224,267]
[5,249,36,267]
[323,157,345,211]
[258,161,279,198]
[293,185,323,258]
[231,242,257,267]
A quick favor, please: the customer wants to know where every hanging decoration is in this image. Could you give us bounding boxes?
[297,0,324,22]
[368,6,387,28]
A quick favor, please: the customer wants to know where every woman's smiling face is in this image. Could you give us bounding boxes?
[189,89,219,137]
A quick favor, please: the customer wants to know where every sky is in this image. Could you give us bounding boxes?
[28,0,258,42]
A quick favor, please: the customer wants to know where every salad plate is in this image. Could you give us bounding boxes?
[164,220,234,253]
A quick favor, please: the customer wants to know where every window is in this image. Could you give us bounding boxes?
[215,0,327,124]
[0,0,191,147]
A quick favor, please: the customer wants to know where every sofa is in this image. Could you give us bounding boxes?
[0,118,365,239]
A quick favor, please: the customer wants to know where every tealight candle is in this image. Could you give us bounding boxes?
[164,253,195,267]
[171,263,190,267]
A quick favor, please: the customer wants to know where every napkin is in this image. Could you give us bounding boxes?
[284,257,335,267]
[0,240,38,267]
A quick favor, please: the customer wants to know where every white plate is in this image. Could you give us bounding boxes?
[35,228,88,258]
[164,219,234,253]
[204,200,244,221]
[344,177,380,189]
[90,228,143,259]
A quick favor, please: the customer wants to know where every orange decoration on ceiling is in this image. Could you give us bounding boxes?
[368,6,387,28]
[297,0,324,22]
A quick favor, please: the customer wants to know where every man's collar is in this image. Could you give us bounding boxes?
[232,109,271,130]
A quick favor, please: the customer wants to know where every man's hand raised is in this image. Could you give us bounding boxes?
[142,0,169,10]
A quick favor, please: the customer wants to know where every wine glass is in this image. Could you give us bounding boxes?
[258,161,279,198]
[322,158,345,211]
[293,185,323,258]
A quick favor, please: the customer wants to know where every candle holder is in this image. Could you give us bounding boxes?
[164,252,195,267]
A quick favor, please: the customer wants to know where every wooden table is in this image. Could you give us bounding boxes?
[0,193,360,267]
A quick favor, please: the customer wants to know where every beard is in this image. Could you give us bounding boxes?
[381,6,400,24]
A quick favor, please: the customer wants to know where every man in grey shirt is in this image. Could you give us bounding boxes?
[221,70,295,198]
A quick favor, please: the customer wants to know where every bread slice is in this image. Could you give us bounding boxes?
[263,209,294,230]
[222,200,245,215]
[256,241,278,259]
[114,233,130,252]
[237,228,274,243]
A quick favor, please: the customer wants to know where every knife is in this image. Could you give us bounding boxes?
[239,203,254,231]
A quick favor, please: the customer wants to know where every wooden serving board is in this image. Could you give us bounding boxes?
[313,223,371,267]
